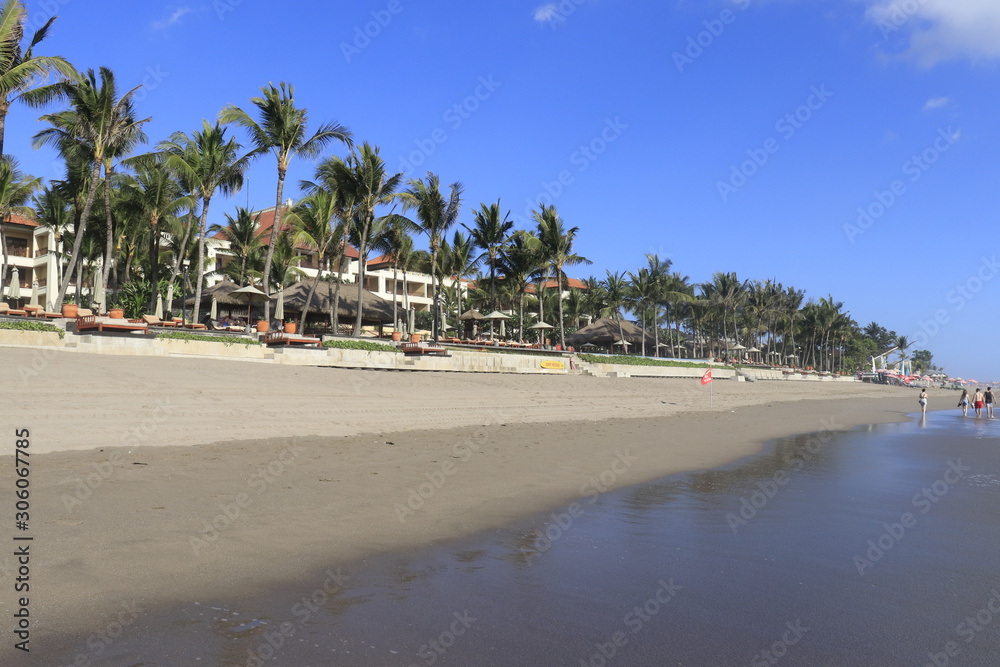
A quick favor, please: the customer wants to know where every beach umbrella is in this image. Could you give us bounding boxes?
[28,280,38,307]
[155,294,164,319]
[165,283,175,314]
[274,289,284,321]
[230,285,272,322]
[7,267,20,302]
[92,267,104,311]
[210,296,218,321]
[482,310,509,338]
[528,320,554,344]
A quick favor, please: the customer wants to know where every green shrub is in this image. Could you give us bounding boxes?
[156,332,261,347]
[579,354,716,369]
[322,339,400,353]
[0,321,65,339]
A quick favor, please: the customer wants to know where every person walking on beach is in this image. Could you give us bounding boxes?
[985,387,995,418]
[918,388,928,416]
[957,389,970,416]
[973,388,985,418]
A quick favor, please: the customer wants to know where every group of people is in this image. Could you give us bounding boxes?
[955,387,995,418]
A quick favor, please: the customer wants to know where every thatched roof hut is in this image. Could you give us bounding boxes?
[565,317,654,347]
[279,278,394,325]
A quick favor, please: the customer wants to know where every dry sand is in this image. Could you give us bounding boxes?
[0,347,928,656]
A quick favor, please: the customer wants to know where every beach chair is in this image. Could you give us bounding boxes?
[76,315,149,334]
[142,314,179,328]
[0,302,28,317]
[400,342,451,357]
[263,331,321,348]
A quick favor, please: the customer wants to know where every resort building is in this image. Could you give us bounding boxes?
[1,213,58,309]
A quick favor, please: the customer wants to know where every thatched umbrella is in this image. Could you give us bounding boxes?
[230,285,272,323]
[565,317,653,350]
[279,278,393,327]
[528,320,554,345]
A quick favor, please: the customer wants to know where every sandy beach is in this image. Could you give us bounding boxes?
[0,347,926,659]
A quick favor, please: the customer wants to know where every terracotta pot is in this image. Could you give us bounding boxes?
[283,322,296,334]
[109,309,125,319]
[409,333,421,343]
[61,303,78,319]
[256,320,269,333]
[391,331,402,342]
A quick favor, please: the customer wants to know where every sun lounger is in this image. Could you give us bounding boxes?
[75,315,149,334]
[263,332,321,347]
[400,342,451,357]
[183,322,208,330]
[0,302,28,317]
[142,314,178,327]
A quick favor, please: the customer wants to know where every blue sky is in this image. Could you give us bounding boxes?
[9,0,1000,380]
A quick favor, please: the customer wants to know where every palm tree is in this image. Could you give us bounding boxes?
[33,66,150,307]
[158,120,248,321]
[440,230,478,329]
[627,268,658,357]
[602,270,630,349]
[286,189,342,330]
[219,82,352,318]
[497,230,542,342]
[32,182,72,296]
[369,212,419,333]
[317,143,403,335]
[895,334,912,373]
[464,199,513,331]
[117,162,190,312]
[0,0,74,155]
[398,172,462,340]
[533,204,590,348]
[210,207,263,286]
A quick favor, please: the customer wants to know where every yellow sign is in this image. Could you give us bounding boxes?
[540,360,566,370]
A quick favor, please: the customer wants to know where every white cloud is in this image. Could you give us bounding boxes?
[153,7,191,31]
[533,3,562,24]
[923,96,950,110]
[865,0,1000,65]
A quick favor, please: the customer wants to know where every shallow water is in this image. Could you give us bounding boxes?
[44,414,1000,666]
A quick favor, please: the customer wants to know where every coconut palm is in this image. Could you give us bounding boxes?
[33,66,150,307]
[158,120,249,321]
[464,199,514,330]
[32,182,72,295]
[496,230,542,341]
[440,230,478,330]
[117,162,190,312]
[210,207,263,286]
[316,142,403,335]
[601,270,631,348]
[533,204,590,348]
[398,172,463,340]
[369,212,419,333]
[0,0,74,155]
[286,189,343,330]
[219,82,352,318]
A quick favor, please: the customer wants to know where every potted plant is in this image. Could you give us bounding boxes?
[391,331,403,342]
[409,333,421,343]
[61,300,78,319]
[283,321,296,334]
[108,307,125,319]
[257,320,269,333]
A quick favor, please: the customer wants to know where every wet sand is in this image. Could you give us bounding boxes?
[0,347,927,662]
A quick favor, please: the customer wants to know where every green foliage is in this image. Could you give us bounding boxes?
[322,339,400,353]
[580,353,715,369]
[0,320,65,338]
[113,279,150,319]
[156,331,261,347]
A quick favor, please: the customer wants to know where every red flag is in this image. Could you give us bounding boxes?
[701,368,713,385]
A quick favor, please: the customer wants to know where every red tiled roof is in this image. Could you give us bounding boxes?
[525,277,588,293]
[211,204,359,258]
[5,213,38,228]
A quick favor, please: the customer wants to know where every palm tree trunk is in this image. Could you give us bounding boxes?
[556,268,566,348]
[518,292,525,343]
[299,256,322,331]
[192,194,213,323]
[402,269,411,333]
[167,208,197,303]
[391,263,399,331]
[148,214,159,313]
[430,241,440,339]
[261,170,287,322]
[353,218,370,336]
[101,164,114,296]
[56,162,103,306]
